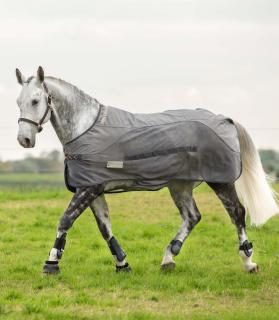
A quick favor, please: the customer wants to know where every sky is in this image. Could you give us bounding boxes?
[0,0,279,160]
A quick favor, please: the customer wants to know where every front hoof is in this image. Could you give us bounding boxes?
[43,261,60,274]
[116,262,131,273]
[161,261,176,271]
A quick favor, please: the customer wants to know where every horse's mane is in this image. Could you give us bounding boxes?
[46,76,100,105]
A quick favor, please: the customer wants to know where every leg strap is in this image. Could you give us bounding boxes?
[108,236,126,262]
[53,233,67,259]
[45,260,58,265]
[239,240,253,257]
[170,239,183,256]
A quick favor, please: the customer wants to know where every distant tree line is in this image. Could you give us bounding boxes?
[0,149,279,178]
[0,150,63,173]
[259,149,279,180]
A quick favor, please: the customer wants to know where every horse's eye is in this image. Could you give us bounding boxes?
[31,99,39,106]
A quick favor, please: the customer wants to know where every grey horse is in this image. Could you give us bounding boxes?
[15,66,278,274]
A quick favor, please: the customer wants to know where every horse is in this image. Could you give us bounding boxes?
[15,66,278,274]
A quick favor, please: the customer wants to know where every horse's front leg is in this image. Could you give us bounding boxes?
[43,186,103,274]
[90,195,131,272]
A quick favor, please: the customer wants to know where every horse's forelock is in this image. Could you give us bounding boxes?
[24,76,35,84]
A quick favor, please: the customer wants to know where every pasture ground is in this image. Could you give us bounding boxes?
[0,174,278,319]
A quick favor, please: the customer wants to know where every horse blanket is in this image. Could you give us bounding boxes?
[63,106,241,193]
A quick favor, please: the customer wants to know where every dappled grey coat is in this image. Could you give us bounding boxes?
[63,106,241,193]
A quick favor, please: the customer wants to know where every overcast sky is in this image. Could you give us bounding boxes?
[0,0,279,160]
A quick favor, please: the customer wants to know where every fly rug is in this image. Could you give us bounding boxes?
[15,67,279,274]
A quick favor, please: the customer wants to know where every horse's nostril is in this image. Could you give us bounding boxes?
[24,138,31,146]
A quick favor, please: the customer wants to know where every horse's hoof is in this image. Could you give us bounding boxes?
[116,262,131,273]
[43,261,60,274]
[161,262,176,271]
[249,265,259,273]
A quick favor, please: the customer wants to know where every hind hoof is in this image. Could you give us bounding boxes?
[161,262,176,271]
[116,262,131,273]
[43,261,60,274]
[249,265,259,273]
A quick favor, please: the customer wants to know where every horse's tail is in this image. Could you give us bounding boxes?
[234,121,278,226]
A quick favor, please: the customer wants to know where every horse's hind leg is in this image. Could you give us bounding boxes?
[208,182,258,273]
[90,195,130,272]
[161,181,201,270]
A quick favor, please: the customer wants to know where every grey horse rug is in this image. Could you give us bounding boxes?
[63,106,241,193]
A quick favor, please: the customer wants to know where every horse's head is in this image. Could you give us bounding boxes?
[15,66,52,148]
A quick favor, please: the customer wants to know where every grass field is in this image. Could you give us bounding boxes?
[0,174,278,319]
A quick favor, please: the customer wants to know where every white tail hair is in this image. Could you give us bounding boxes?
[234,122,279,226]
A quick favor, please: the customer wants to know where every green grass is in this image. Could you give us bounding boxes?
[0,174,278,319]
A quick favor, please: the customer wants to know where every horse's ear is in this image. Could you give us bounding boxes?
[37,66,44,83]
[15,68,25,85]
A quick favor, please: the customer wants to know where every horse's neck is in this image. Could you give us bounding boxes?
[45,77,100,145]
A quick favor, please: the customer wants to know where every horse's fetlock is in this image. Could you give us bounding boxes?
[239,240,253,257]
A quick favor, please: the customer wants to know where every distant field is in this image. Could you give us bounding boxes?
[0,173,65,188]
[0,174,278,319]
